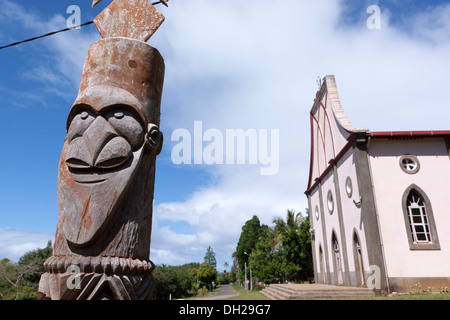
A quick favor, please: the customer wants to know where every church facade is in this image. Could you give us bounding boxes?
[305,75,450,293]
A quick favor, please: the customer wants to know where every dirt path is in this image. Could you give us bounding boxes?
[191,284,240,300]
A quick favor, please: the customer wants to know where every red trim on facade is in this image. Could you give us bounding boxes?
[311,113,327,173]
[307,89,338,191]
[367,130,450,138]
[319,91,337,159]
[305,133,356,196]
[307,113,315,192]
[305,130,450,195]
[316,107,322,174]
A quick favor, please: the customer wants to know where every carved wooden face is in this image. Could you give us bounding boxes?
[57,86,158,249]
[55,34,165,253]
[64,104,145,173]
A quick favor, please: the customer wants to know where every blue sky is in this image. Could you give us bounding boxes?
[1,0,449,270]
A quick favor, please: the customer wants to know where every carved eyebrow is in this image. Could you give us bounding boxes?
[101,104,146,128]
[66,104,98,130]
[66,103,147,132]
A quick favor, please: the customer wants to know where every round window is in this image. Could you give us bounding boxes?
[327,190,334,214]
[315,206,320,221]
[345,177,353,198]
[399,155,420,174]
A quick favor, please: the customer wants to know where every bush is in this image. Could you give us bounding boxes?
[198,286,208,296]
[253,281,268,291]
[153,264,199,300]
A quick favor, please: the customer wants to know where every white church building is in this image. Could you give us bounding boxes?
[305,75,450,293]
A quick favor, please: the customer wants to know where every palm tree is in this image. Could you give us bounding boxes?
[271,209,313,282]
[223,262,229,273]
[271,209,304,250]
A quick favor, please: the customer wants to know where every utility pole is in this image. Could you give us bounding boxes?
[250,268,253,291]
[244,262,247,290]
[244,252,252,291]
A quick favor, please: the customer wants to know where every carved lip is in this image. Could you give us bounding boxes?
[73,176,108,184]
[68,158,133,185]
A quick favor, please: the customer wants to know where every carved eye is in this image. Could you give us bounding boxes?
[80,111,89,120]
[106,109,144,151]
[114,112,124,119]
[67,109,96,142]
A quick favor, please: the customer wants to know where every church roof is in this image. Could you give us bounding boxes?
[305,75,450,195]
[306,75,366,195]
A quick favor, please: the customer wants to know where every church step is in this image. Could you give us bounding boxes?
[260,288,287,300]
[261,284,376,300]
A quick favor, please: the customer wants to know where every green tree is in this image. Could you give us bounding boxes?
[296,213,314,280]
[272,209,304,249]
[0,258,17,300]
[18,241,53,283]
[248,228,278,283]
[196,262,217,291]
[245,210,313,284]
[204,246,217,269]
[249,228,302,284]
[272,209,313,282]
[0,241,53,300]
[152,263,199,300]
[234,215,268,277]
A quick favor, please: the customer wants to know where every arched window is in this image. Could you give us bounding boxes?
[406,190,430,243]
[402,185,440,250]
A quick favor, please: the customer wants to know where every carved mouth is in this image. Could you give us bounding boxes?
[65,134,133,168]
[68,156,134,185]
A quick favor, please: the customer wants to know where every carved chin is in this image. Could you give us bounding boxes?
[58,141,144,248]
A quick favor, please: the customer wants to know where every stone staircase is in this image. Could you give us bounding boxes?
[261,284,376,300]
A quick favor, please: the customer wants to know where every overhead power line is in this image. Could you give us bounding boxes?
[0,21,95,51]
[0,1,167,51]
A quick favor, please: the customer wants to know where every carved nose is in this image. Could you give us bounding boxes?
[83,116,117,164]
[65,116,132,170]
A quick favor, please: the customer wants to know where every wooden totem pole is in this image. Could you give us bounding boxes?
[38,0,167,300]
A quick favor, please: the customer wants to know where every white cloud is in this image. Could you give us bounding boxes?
[0,228,53,262]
